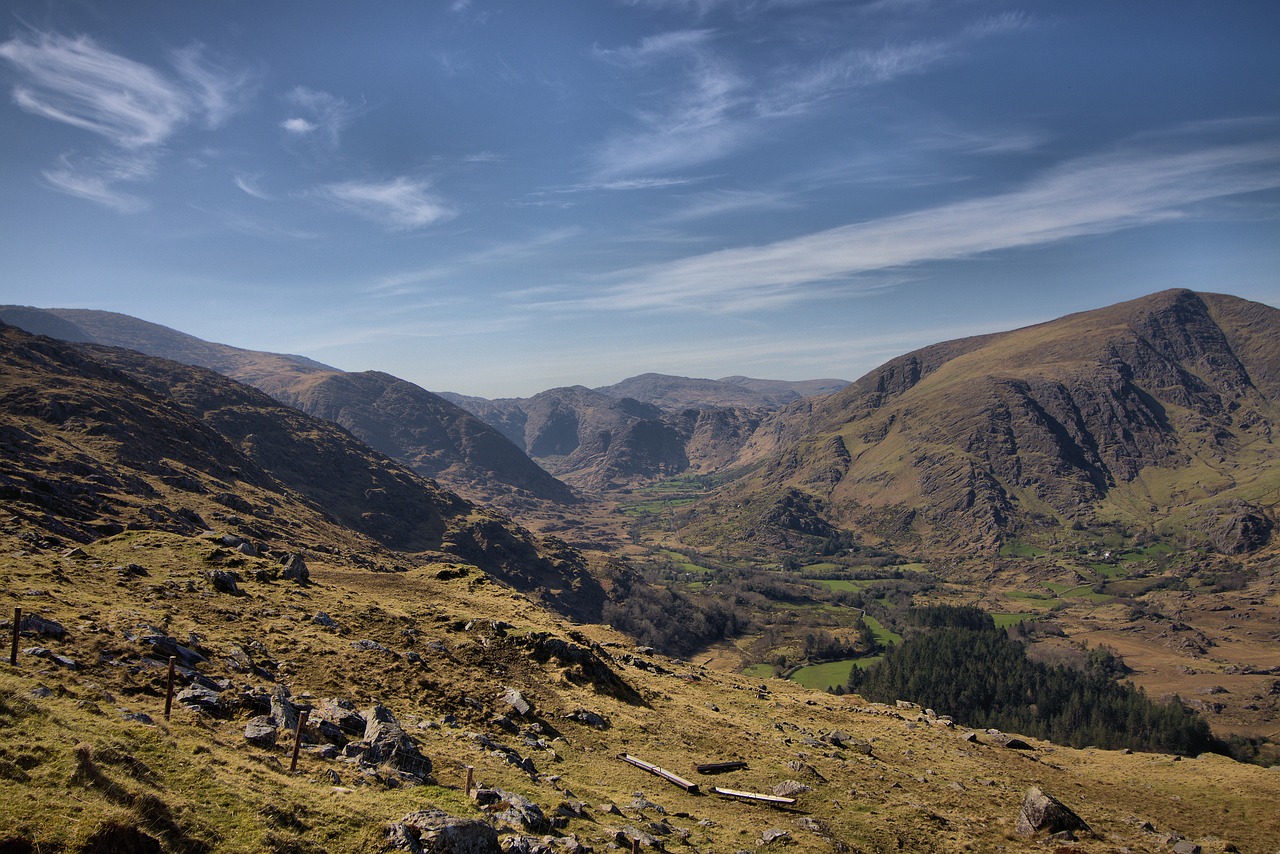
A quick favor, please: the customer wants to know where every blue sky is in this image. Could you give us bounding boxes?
[2,1,1278,397]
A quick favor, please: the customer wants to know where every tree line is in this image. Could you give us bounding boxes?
[847,605,1216,756]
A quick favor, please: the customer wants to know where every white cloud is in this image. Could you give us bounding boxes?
[0,31,188,148]
[663,188,795,222]
[233,173,272,200]
[316,177,455,230]
[281,116,318,135]
[281,86,359,147]
[169,43,255,128]
[586,138,1280,312]
[42,151,156,212]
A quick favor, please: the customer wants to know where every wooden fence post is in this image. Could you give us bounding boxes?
[9,607,19,666]
[290,709,310,773]
[465,765,474,796]
[163,656,176,720]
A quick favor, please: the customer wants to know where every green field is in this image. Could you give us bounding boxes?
[658,549,713,573]
[790,659,856,690]
[802,562,844,573]
[741,663,775,679]
[813,578,873,593]
[1000,539,1048,558]
[991,612,1036,628]
[863,615,902,646]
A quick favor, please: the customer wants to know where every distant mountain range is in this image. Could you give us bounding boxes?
[2,305,846,496]
[6,290,1276,560]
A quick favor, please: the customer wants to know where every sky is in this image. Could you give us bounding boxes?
[2,1,1278,398]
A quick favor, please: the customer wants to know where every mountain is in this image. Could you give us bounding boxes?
[442,372,848,491]
[690,290,1280,557]
[0,322,602,617]
[0,307,575,507]
[593,372,849,410]
[446,385,763,490]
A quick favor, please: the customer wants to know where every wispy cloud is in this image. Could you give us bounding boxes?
[42,151,156,212]
[0,31,254,147]
[583,138,1280,312]
[0,29,255,210]
[590,12,1029,180]
[280,86,360,147]
[662,188,795,222]
[365,226,583,294]
[233,173,272,200]
[169,43,256,128]
[315,177,455,230]
[0,31,189,148]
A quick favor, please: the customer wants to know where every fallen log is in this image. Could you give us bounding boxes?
[694,761,749,774]
[711,787,796,806]
[619,754,700,793]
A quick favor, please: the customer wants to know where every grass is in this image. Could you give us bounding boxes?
[863,615,901,647]
[812,578,873,593]
[789,659,856,690]
[991,612,1037,629]
[657,549,713,573]
[801,562,844,573]
[618,497,697,516]
[1000,540,1048,558]
[741,663,775,678]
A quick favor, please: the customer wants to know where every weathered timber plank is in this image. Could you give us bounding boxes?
[619,754,701,793]
[711,787,796,805]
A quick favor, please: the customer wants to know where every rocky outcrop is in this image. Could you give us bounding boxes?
[387,809,500,854]
[1015,787,1090,837]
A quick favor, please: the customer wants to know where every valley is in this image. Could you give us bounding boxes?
[3,289,1280,852]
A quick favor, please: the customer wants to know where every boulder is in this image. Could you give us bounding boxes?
[18,614,66,639]
[206,570,240,595]
[271,685,301,731]
[313,611,338,628]
[363,704,432,779]
[387,809,500,854]
[280,553,309,583]
[243,716,277,748]
[176,684,224,716]
[1014,787,1090,837]
[504,688,532,717]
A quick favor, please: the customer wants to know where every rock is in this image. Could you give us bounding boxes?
[18,614,66,639]
[271,685,300,731]
[313,611,338,628]
[1172,841,1201,854]
[243,715,278,748]
[61,547,87,559]
[176,684,224,715]
[1014,787,1090,837]
[236,542,258,557]
[994,735,1034,750]
[280,553,309,583]
[22,646,78,669]
[206,570,241,595]
[363,704,432,779]
[504,688,533,717]
[772,780,810,798]
[491,791,549,833]
[387,809,500,854]
[139,633,205,667]
[352,639,394,655]
[563,708,609,730]
[761,828,791,844]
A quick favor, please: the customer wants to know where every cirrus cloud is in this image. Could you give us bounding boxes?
[315,177,456,230]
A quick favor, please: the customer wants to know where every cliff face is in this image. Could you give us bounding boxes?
[710,290,1280,554]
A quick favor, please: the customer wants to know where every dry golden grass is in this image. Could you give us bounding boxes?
[4,527,1280,853]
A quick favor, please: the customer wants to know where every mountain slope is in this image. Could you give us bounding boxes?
[0,323,602,616]
[695,290,1280,556]
[0,307,574,507]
